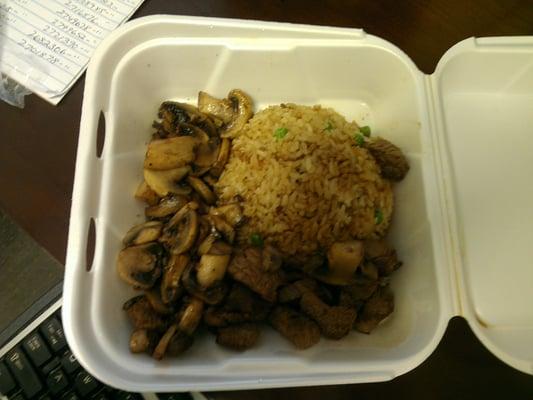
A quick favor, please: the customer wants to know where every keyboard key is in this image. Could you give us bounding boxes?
[22,332,52,367]
[60,350,80,375]
[0,361,16,394]
[157,394,193,400]
[41,357,60,376]
[114,392,143,400]
[91,389,110,400]
[8,391,25,400]
[5,348,43,398]
[74,371,100,397]
[40,318,67,352]
[45,367,68,395]
[61,391,81,400]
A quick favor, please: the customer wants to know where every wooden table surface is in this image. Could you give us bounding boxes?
[1,0,533,398]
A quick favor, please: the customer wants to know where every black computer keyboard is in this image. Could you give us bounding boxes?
[0,300,200,400]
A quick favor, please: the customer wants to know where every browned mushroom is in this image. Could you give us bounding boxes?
[313,241,364,285]
[221,89,253,138]
[208,214,235,244]
[122,221,163,246]
[177,297,204,335]
[145,195,188,219]
[187,176,216,205]
[143,167,192,197]
[182,262,228,305]
[144,136,199,170]
[166,331,194,356]
[144,288,173,315]
[152,324,178,360]
[135,181,160,206]
[196,254,232,288]
[198,91,235,124]
[117,242,164,289]
[209,203,244,227]
[160,254,190,304]
[159,202,199,254]
[129,329,159,354]
[210,138,231,177]
[158,101,205,133]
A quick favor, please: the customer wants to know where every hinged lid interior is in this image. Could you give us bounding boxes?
[431,36,533,374]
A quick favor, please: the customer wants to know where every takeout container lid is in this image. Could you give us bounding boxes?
[63,15,533,391]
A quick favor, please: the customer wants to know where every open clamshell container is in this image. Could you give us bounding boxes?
[63,15,533,392]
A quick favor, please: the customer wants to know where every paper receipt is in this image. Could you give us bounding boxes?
[0,0,144,105]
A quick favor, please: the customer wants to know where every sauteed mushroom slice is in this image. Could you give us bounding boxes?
[187,176,216,205]
[158,101,204,132]
[197,89,253,138]
[208,214,235,244]
[117,242,164,289]
[209,138,231,177]
[177,297,204,336]
[160,254,190,304]
[129,329,159,354]
[135,181,159,206]
[122,221,163,246]
[144,288,173,315]
[143,166,191,197]
[145,195,188,219]
[196,254,232,288]
[144,136,200,170]
[182,262,228,305]
[160,203,199,255]
[210,203,244,227]
[198,91,235,124]
[313,241,364,285]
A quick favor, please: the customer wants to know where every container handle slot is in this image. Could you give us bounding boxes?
[85,217,96,272]
[96,111,106,158]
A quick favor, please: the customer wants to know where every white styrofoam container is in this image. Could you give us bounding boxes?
[62,15,533,392]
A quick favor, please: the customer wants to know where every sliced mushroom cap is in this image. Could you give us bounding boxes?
[313,241,364,285]
[182,262,228,305]
[221,89,253,138]
[144,288,173,315]
[122,221,163,246]
[203,174,219,187]
[152,323,178,360]
[144,136,199,170]
[208,214,235,244]
[210,203,244,227]
[210,137,231,177]
[129,329,159,354]
[160,202,199,255]
[198,91,235,124]
[145,195,188,219]
[143,166,191,197]
[194,137,221,172]
[135,181,160,206]
[158,101,204,132]
[160,254,189,304]
[187,176,216,205]
[177,297,204,335]
[196,254,232,288]
[166,330,194,356]
[117,242,164,289]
